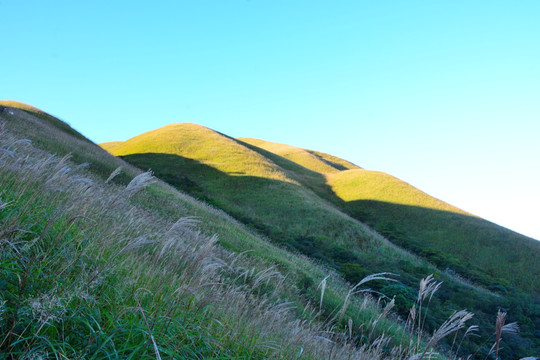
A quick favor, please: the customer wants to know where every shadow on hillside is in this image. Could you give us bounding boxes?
[121,151,540,357]
[121,152,353,244]
[341,199,540,292]
[122,151,539,296]
[236,139,345,202]
[238,139,539,292]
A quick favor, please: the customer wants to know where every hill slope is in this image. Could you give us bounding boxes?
[1,101,438,359]
[326,169,540,292]
[104,122,540,357]
[102,123,396,267]
[2,101,538,358]
[239,137,361,173]
[238,136,540,294]
[106,123,540,357]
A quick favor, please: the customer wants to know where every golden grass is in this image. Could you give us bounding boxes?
[239,137,360,174]
[104,123,297,183]
[326,169,470,215]
[100,141,124,152]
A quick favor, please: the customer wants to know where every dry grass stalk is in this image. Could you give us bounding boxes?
[105,166,122,183]
[491,309,519,359]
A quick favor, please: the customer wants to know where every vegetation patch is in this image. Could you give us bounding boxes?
[2,104,538,358]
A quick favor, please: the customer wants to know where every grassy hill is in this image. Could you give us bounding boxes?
[104,122,540,357]
[238,137,540,352]
[239,137,361,174]
[2,101,539,358]
[104,124,432,284]
[326,169,540,293]
[0,101,457,359]
[100,123,384,258]
[231,136,540,294]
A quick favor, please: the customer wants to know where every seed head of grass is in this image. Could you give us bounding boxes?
[105,166,123,183]
[413,310,474,360]
[124,171,157,196]
[493,309,519,359]
[417,274,442,303]
[317,275,330,310]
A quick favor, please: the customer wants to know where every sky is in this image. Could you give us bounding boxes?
[1,0,539,240]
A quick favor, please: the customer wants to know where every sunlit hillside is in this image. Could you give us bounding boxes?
[100,140,123,152]
[326,169,468,213]
[237,137,540,294]
[239,137,360,174]
[325,169,540,293]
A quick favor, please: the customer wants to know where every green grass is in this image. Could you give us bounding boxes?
[326,169,540,293]
[0,138,310,358]
[103,122,540,358]
[242,138,540,295]
[326,169,467,212]
[2,110,413,359]
[0,100,138,185]
[0,100,90,142]
[0,103,431,358]
[103,124,427,282]
[2,102,538,358]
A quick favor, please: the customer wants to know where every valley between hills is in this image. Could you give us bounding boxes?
[1,100,539,359]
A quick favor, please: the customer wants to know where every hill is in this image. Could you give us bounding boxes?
[1,101,466,359]
[236,137,540,293]
[105,122,540,357]
[233,136,540,294]
[102,123,382,256]
[326,169,540,293]
[2,101,538,358]
[2,101,434,359]
[239,137,361,173]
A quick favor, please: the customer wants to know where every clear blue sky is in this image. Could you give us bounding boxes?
[1,0,539,240]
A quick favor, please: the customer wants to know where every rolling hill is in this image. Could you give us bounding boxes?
[238,137,361,174]
[237,137,540,293]
[103,121,540,357]
[326,169,540,292]
[2,100,414,359]
[2,101,539,358]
